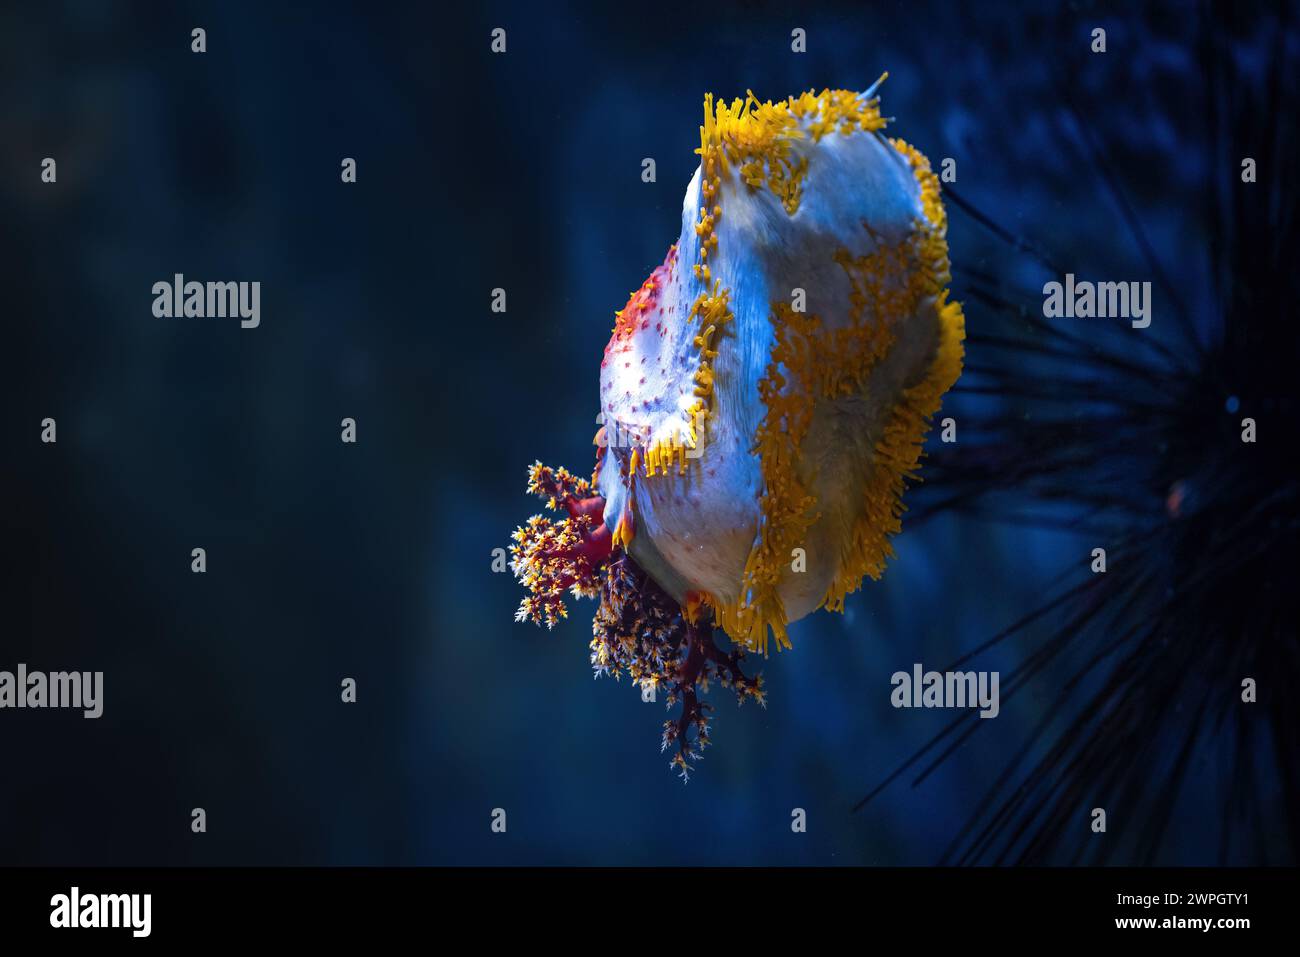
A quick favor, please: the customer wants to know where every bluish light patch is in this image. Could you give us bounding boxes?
[1226,395,1240,414]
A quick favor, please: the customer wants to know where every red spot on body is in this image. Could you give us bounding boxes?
[1166,481,1186,518]
[605,245,677,349]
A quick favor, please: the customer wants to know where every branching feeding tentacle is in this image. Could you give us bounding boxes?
[509,462,765,779]
[510,462,612,628]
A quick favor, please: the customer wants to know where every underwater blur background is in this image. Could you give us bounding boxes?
[1,0,1295,865]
